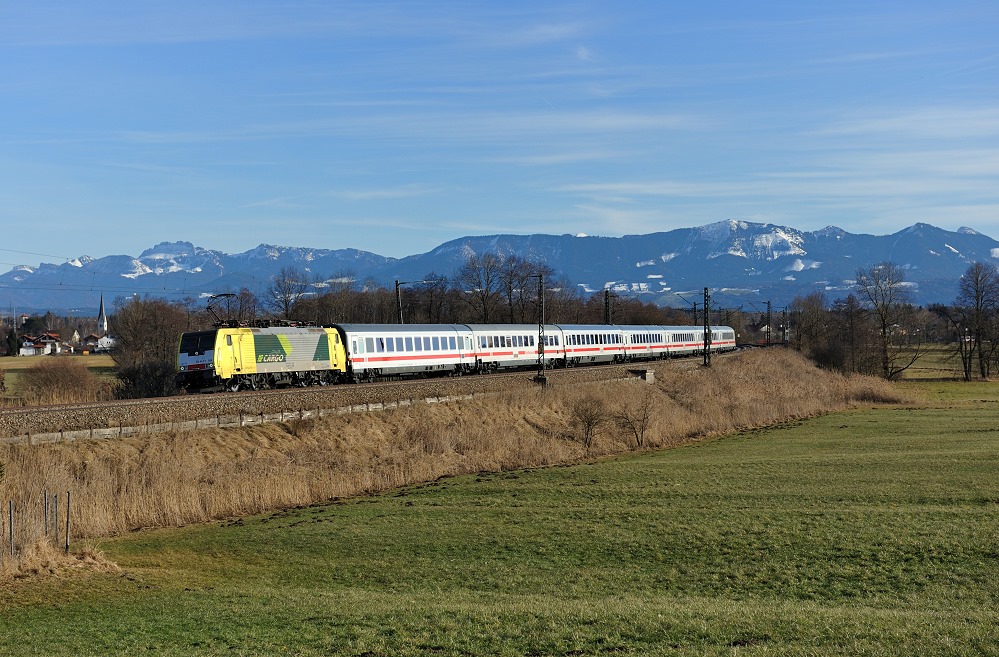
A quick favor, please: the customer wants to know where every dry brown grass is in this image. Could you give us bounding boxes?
[0,349,908,579]
[7,358,117,406]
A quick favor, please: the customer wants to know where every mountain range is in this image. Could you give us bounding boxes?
[3,221,998,316]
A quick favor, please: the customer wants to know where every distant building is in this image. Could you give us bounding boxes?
[18,332,73,356]
[97,294,109,337]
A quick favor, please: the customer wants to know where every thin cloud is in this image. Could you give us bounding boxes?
[327,185,437,201]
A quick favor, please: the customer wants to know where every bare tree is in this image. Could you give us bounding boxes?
[300,269,357,325]
[497,256,555,323]
[407,273,451,324]
[614,387,656,448]
[829,294,876,375]
[571,394,608,451]
[454,253,504,323]
[110,296,189,367]
[266,266,309,320]
[855,262,925,379]
[956,262,999,378]
[789,292,830,363]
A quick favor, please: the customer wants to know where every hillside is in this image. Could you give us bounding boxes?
[3,221,997,313]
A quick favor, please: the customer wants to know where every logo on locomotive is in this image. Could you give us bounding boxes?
[257,354,287,363]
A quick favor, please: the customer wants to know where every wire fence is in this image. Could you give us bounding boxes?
[2,491,71,566]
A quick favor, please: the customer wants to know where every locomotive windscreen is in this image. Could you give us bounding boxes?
[180,331,217,355]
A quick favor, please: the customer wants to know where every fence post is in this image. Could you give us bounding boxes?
[65,491,71,554]
[8,500,12,559]
[44,489,48,536]
[54,494,59,545]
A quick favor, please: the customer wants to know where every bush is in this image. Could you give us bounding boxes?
[18,358,115,405]
[116,360,180,399]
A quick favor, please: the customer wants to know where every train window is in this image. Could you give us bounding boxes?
[480,336,487,349]
[504,336,511,348]
[449,337,457,350]
[226,335,233,347]
[375,338,384,352]
[386,339,394,353]
[405,337,413,351]
[423,337,431,350]
[414,337,423,351]
[432,337,440,350]
[396,337,405,351]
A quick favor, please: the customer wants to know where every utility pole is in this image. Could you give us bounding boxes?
[604,289,612,324]
[674,293,698,326]
[766,300,772,346]
[703,287,712,367]
[395,280,429,324]
[535,274,546,385]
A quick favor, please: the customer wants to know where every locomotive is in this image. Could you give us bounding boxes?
[176,323,738,393]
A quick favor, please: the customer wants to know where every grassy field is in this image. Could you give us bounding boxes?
[1,379,996,655]
[900,343,966,380]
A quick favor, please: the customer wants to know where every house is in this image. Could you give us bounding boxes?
[18,333,72,356]
[81,332,115,354]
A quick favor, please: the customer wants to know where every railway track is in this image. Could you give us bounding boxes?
[0,355,717,441]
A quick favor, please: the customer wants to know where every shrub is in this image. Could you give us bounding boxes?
[116,360,180,399]
[18,358,114,405]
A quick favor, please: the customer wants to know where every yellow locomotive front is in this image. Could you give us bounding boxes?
[177,326,347,392]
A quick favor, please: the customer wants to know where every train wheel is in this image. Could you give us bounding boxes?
[227,378,241,392]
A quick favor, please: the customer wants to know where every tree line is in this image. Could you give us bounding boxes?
[789,261,999,381]
[6,255,995,401]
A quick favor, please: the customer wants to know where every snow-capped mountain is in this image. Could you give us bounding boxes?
[3,223,998,315]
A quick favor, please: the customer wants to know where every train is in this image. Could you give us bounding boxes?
[176,323,738,393]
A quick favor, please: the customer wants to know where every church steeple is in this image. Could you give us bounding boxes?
[97,294,109,337]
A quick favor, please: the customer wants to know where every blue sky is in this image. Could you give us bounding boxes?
[2,1,998,268]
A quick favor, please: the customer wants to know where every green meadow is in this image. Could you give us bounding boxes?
[2,381,997,656]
